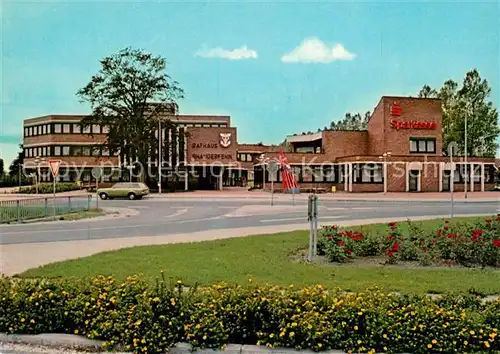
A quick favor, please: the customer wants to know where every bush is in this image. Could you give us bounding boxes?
[18,183,80,194]
[317,215,500,268]
[0,276,498,353]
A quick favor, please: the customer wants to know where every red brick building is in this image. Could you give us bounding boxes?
[22,96,498,192]
[255,96,498,193]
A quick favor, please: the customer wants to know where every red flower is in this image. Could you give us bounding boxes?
[443,225,449,230]
[391,242,400,252]
[388,234,395,240]
[436,229,442,237]
[387,251,394,257]
[472,230,483,243]
[345,249,352,255]
[423,247,428,253]
[337,240,345,246]
[492,240,500,248]
[328,236,333,240]
[448,233,456,240]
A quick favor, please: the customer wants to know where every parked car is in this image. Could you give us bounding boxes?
[97,182,150,200]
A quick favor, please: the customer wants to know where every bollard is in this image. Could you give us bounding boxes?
[87,194,91,210]
[16,200,20,222]
[68,196,72,212]
[44,198,48,217]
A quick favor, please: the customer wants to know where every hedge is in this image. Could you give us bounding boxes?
[0,275,498,353]
[317,215,500,267]
[17,182,81,194]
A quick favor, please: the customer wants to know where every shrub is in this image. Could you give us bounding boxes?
[0,276,498,353]
[18,183,80,194]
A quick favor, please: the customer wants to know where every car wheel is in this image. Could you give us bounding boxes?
[128,192,137,200]
[99,193,108,200]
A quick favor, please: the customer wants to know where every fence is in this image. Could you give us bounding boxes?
[0,195,93,223]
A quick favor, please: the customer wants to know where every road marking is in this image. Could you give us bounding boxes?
[127,206,150,209]
[165,209,188,218]
[351,207,374,210]
[327,207,347,211]
[261,216,344,223]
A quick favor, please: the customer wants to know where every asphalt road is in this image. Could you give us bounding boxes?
[1,197,498,245]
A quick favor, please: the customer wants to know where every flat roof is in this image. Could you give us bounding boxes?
[286,132,323,143]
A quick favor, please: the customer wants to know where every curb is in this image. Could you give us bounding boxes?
[0,335,407,353]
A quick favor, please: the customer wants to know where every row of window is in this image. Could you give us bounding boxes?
[257,164,383,184]
[444,165,497,184]
[237,153,255,162]
[24,122,228,137]
[24,145,118,158]
[409,138,436,153]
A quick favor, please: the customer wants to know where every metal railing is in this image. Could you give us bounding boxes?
[0,195,93,223]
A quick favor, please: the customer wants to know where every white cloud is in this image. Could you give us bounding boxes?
[281,37,355,63]
[195,45,258,60]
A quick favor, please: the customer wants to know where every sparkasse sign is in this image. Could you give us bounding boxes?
[390,119,437,130]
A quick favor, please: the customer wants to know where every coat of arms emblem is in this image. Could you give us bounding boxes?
[219,133,232,148]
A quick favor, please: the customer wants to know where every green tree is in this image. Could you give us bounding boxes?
[76,47,184,182]
[0,158,4,176]
[9,144,24,177]
[419,69,499,157]
[328,111,370,131]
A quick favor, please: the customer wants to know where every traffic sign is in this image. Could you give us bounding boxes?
[267,160,279,174]
[48,160,61,177]
[91,167,103,179]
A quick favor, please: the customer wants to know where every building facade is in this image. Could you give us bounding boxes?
[22,96,498,192]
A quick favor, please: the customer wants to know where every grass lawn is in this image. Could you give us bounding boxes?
[21,216,500,295]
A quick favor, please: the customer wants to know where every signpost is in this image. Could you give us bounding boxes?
[448,142,458,218]
[48,160,61,220]
[92,167,103,210]
[267,160,279,206]
[307,194,319,263]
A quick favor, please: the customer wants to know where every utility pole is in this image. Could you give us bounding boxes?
[158,119,162,194]
[464,106,468,199]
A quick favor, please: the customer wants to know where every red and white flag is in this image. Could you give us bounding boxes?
[278,150,299,192]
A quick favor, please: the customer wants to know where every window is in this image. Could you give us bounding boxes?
[409,138,436,153]
[313,167,324,182]
[102,125,110,134]
[63,124,71,133]
[25,148,30,157]
[46,124,51,134]
[24,128,29,137]
[71,146,82,156]
[92,146,100,156]
[54,146,61,156]
[246,154,252,162]
[42,125,47,134]
[83,125,91,134]
[92,124,101,134]
[102,147,110,156]
[82,146,90,156]
[54,124,62,133]
[354,163,383,184]
[73,124,81,133]
[323,166,336,182]
[62,146,70,156]
[42,146,47,156]
[194,124,202,127]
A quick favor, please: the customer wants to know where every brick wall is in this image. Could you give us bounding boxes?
[24,134,108,146]
[186,127,237,165]
[23,156,119,167]
[322,131,368,159]
[352,184,384,193]
[367,99,386,156]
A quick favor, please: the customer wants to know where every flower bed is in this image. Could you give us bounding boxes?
[317,215,500,268]
[0,275,498,353]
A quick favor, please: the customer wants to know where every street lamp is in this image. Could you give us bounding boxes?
[378,152,392,194]
[34,156,46,194]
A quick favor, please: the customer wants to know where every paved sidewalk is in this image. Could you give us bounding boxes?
[0,213,488,276]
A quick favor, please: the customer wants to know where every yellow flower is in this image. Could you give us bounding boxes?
[354,325,359,331]
[20,318,25,323]
[307,324,312,329]
[30,319,35,324]
[74,330,79,334]
[489,332,497,339]
[269,333,274,338]
[203,335,207,340]
[383,334,388,339]
[291,322,297,327]
[357,340,362,345]
[484,341,490,348]
[463,340,468,346]
[432,339,437,344]
[289,332,295,337]
[427,344,432,349]
[358,311,363,316]
[470,330,475,335]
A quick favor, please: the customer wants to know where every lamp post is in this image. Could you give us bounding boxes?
[158,119,162,195]
[464,106,468,199]
[378,152,392,194]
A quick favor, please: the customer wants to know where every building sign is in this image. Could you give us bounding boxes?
[390,102,402,116]
[219,133,232,148]
[390,119,437,130]
[192,153,233,160]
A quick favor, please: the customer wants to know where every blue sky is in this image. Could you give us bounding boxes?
[2,0,499,166]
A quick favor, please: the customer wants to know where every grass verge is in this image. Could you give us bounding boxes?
[21,216,500,294]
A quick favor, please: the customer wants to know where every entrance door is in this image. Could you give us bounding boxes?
[409,170,419,192]
[442,171,451,192]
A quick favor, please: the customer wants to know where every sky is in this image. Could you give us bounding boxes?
[2,0,499,166]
